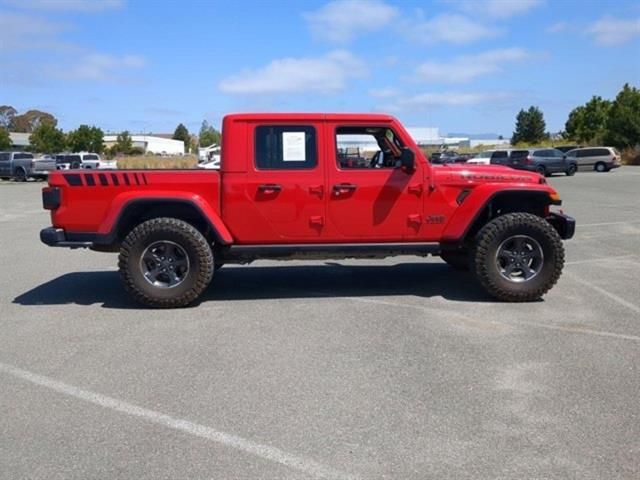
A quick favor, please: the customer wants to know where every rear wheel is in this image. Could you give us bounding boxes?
[535,165,547,176]
[565,164,577,176]
[595,162,608,172]
[472,213,564,302]
[119,218,214,308]
[13,168,27,182]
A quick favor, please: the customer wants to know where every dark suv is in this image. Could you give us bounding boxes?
[507,149,577,176]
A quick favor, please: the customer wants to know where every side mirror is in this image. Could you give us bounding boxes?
[399,148,415,172]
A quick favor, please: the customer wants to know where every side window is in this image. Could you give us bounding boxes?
[0,153,10,161]
[336,126,404,169]
[255,125,317,170]
[594,148,610,156]
[566,151,576,158]
[492,151,508,159]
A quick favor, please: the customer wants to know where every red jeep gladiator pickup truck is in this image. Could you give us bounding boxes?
[40,113,574,307]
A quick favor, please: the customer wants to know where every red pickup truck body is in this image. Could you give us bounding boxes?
[41,113,574,307]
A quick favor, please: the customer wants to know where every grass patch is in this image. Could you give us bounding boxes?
[116,155,198,169]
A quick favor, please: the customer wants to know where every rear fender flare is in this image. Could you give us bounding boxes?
[99,191,233,244]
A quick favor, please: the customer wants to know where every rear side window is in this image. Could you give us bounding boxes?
[14,153,33,160]
[83,154,99,161]
[0,153,10,161]
[510,150,529,159]
[578,148,610,157]
[255,125,317,169]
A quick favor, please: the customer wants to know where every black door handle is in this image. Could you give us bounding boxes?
[258,183,282,193]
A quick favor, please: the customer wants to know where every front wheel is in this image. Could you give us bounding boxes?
[565,164,577,176]
[119,218,214,308]
[472,213,564,302]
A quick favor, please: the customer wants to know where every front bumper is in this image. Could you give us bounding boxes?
[40,227,94,248]
[546,212,575,240]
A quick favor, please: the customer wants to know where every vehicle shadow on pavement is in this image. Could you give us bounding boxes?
[13,262,490,309]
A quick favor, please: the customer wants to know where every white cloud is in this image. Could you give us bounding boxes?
[415,48,531,83]
[547,21,567,33]
[406,14,499,45]
[0,12,71,50]
[1,0,123,11]
[452,0,544,19]
[304,0,398,43]
[219,50,366,94]
[369,87,400,98]
[393,91,517,110]
[51,53,146,82]
[588,16,640,46]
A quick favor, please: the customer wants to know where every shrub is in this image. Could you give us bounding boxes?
[621,147,640,165]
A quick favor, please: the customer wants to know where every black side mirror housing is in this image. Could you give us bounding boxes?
[399,148,415,172]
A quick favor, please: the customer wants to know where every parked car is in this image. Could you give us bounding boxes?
[507,149,577,176]
[430,151,463,164]
[0,151,56,181]
[565,147,621,172]
[55,152,103,170]
[466,150,511,165]
[556,145,581,153]
[40,112,574,307]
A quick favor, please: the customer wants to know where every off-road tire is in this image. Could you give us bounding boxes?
[471,213,564,302]
[119,217,214,308]
[565,164,577,176]
[440,251,470,271]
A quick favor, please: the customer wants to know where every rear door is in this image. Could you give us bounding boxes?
[325,124,424,241]
[237,123,327,242]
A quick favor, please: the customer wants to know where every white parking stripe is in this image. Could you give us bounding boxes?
[341,297,640,341]
[565,255,638,265]
[0,361,359,480]
[578,220,640,227]
[564,271,640,315]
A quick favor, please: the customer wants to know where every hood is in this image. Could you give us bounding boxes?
[432,163,545,187]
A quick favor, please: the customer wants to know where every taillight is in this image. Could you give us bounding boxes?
[526,155,533,164]
[42,187,61,210]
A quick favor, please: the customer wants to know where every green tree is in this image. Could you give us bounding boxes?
[198,120,221,147]
[511,106,547,145]
[114,131,133,154]
[604,83,640,149]
[29,123,66,153]
[0,106,17,129]
[0,128,11,150]
[172,123,190,152]
[67,125,105,153]
[11,110,57,133]
[565,96,611,144]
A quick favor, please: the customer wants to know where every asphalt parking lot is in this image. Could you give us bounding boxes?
[1,167,639,480]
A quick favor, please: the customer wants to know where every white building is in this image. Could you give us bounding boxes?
[103,134,185,155]
[8,132,30,149]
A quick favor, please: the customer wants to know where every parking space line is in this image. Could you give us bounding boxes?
[341,297,640,342]
[566,255,638,265]
[514,320,640,342]
[564,271,640,315]
[579,220,640,227]
[0,361,359,480]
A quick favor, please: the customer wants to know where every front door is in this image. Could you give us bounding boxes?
[0,152,10,177]
[325,125,424,241]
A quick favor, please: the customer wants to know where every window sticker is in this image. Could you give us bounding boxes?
[282,131,306,161]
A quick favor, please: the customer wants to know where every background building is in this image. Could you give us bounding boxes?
[103,134,185,155]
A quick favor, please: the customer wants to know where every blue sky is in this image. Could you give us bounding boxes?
[1,0,639,136]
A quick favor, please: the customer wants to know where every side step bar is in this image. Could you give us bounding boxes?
[219,242,441,264]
